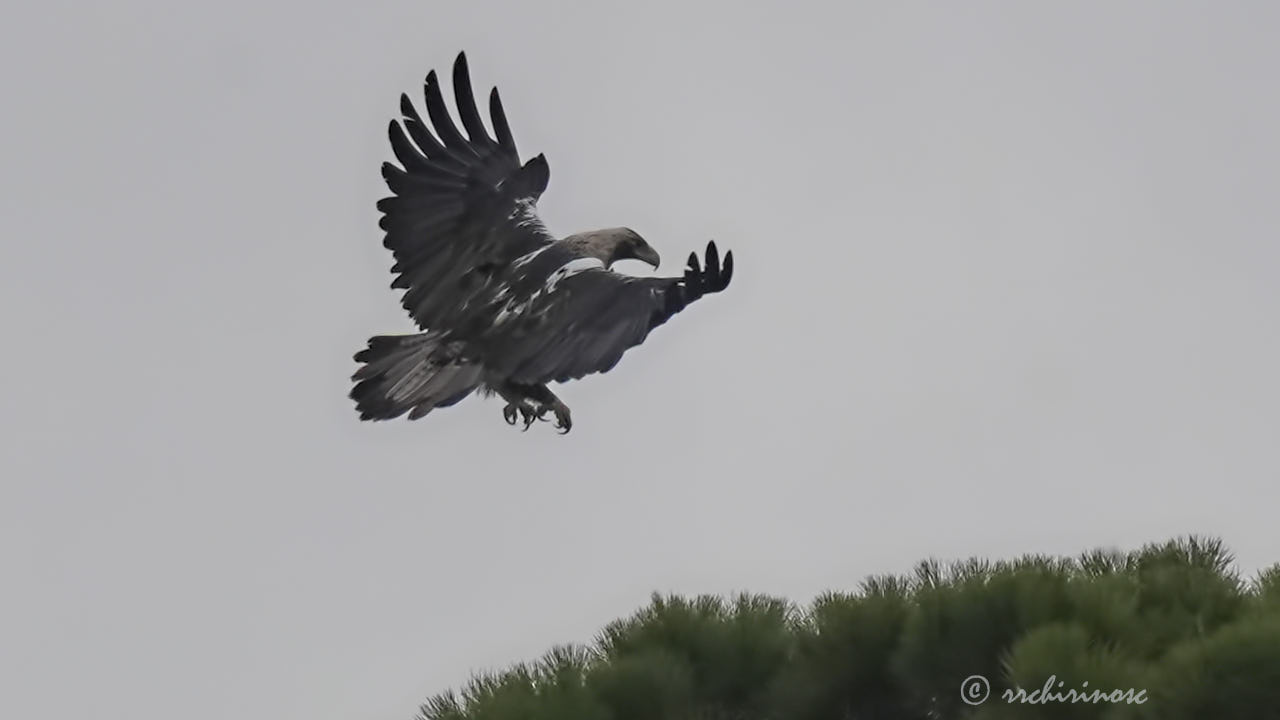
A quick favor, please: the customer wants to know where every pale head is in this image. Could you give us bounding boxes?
[562,227,661,270]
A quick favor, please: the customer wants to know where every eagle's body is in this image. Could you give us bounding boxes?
[351,53,733,433]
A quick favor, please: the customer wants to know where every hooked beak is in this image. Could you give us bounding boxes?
[634,243,661,270]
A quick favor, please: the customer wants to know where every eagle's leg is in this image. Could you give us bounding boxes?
[496,383,551,432]
[528,386,572,434]
[496,382,572,434]
[501,401,539,430]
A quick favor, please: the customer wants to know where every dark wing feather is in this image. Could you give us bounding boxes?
[378,52,555,332]
[488,242,734,384]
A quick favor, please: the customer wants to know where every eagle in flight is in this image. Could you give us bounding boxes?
[351,52,734,434]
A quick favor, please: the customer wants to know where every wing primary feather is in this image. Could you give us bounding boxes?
[705,241,720,276]
[452,53,494,146]
[489,88,517,153]
[424,70,475,156]
[400,94,457,164]
[387,121,432,173]
[387,124,467,181]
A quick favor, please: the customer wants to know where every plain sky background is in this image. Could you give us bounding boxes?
[2,1,1278,718]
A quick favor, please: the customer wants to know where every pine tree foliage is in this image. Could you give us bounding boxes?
[413,536,1280,720]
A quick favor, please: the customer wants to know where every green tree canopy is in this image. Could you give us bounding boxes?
[413,537,1280,720]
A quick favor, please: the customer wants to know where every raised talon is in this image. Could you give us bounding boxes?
[552,403,572,434]
[502,394,570,434]
[504,402,538,429]
[521,404,539,431]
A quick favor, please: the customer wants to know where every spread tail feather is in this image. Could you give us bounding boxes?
[350,332,482,421]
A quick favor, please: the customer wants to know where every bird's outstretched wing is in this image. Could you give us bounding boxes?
[484,242,734,384]
[378,52,555,331]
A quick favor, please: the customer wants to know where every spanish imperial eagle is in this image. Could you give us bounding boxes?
[350,52,734,434]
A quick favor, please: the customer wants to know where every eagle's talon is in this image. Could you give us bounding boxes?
[504,402,538,429]
[551,403,572,434]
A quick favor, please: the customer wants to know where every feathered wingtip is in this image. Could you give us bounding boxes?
[446,52,519,153]
[684,240,734,298]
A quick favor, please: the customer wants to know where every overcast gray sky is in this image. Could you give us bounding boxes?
[2,1,1278,718]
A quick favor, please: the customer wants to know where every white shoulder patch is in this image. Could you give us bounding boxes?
[546,257,605,292]
[492,258,607,327]
[512,244,550,268]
